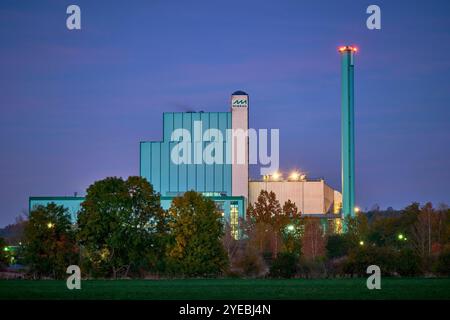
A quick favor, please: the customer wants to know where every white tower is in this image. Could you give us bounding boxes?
[231,90,249,201]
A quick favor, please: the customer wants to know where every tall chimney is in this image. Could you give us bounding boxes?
[339,46,357,220]
[230,90,249,202]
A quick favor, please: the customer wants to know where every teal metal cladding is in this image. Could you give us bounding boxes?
[140,112,232,196]
[161,195,245,238]
[28,111,244,233]
[340,49,356,219]
[29,197,84,223]
[29,195,245,231]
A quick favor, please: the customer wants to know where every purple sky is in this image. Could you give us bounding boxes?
[1,0,449,226]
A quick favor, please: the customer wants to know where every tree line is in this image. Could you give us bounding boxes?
[1,176,449,279]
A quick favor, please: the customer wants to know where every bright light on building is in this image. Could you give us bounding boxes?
[288,171,306,181]
[289,171,300,181]
[3,247,9,252]
[272,172,281,181]
[338,45,358,53]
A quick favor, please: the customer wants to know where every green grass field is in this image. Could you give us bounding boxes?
[0,278,449,300]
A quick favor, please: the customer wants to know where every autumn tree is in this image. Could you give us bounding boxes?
[249,190,282,225]
[166,191,228,276]
[301,219,326,261]
[247,191,281,257]
[23,203,78,279]
[247,191,301,258]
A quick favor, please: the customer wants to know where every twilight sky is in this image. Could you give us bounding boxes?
[1,0,449,226]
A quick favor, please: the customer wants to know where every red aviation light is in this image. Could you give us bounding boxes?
[338,45,358,53]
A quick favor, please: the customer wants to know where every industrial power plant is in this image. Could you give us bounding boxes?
[29,46,358,237]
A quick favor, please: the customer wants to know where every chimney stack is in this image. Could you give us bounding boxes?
[339,46,357,220]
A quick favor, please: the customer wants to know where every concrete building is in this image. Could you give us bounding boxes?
[249,178,341,216]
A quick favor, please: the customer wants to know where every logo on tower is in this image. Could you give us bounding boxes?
[232,97,248,108]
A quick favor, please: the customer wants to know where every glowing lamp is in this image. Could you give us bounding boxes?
[272,172,281,181]
[289,171,300,181]
[338,45,358,53]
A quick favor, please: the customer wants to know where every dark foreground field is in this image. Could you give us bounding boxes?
[0,278,449,300]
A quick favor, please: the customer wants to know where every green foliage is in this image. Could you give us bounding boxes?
[23,203,77,279]
[0,237,9,269]
[166,191,228,276]
[282,229,302,255]
[395,249,421,276]
[326,234,351,259]
[269,252,298,278]
[235,246,266,277]
[434,247,450,276]
[344,246,397,276]
[77,176,166,278]
[297,257,327,278]
[344,213,369,247]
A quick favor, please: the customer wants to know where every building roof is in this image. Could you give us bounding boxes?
[232,90,248,96]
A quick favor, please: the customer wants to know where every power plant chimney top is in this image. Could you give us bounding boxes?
[338,45,358,53]
[232,90,248,96]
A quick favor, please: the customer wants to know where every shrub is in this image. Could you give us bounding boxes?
[269,252,298,278]
[235,247,266,277]
[434,247,450,276]
[344,246,396,276]
[395,249,422,276]
[0,237,9,270]
[298,257,327,278]
[326,235,350,259]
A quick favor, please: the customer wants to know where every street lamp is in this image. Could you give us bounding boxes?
[359,240,364,246]
[47,222,54,229]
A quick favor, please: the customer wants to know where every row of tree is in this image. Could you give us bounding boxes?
[1,176,449,279]
[19,177,227,279]
[232,198,450,278]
